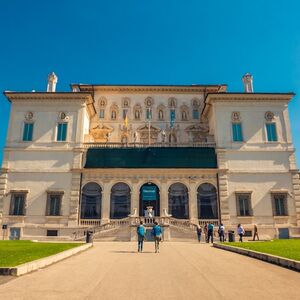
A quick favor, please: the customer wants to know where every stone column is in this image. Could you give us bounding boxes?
[101,181,111,223]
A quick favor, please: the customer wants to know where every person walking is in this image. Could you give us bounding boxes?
[151,221,162,253]
[218,223,225,242]
[253,224,259,241]
[137,221,146,252]
[196,224,202,242]
[207,222,214,243]
[204,223,208,242]
[237,224,245,242]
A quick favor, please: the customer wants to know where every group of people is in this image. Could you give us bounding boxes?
[137,221,162,253]
[196,223,259,243]
[136,221,260,251]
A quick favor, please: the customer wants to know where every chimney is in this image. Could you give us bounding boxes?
[47,72,58,92]
[242,73,253,93]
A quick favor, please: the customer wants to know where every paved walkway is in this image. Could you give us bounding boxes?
[0,242,299,300]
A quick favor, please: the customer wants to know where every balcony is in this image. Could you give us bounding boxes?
[83,142,216,149]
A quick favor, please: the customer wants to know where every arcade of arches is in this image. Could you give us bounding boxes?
[80,181,219,221]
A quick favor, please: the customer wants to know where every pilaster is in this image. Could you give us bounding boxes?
[291,172,300,226]
[160,180,168,216]
[189,181,198,223]
[218,171,230,226]
[68,171,81,227]
[101,181,111,222]
[131,181,139,215]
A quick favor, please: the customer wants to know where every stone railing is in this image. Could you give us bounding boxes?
[83,142,216,149]
[75,217,130,240]
[130,216,170,226]
[169,218,219,231]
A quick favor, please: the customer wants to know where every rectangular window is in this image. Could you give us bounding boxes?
[57,123,67,141]
[232,123,243,142]
[266,123,277,142]
[146,109,152,120]
[99,109,105,119]
[10,193,26,216]
[46,193,62,216]
[47,230,58,236]
[22,123,33,141]
[236,193,252,216]
[123,109,128,119]
[272,194,287,216]
[193,109,199,119]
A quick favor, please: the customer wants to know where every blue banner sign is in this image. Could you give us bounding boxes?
[142,186,157,201]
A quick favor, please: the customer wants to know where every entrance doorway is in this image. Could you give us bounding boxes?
[139,182,160,217]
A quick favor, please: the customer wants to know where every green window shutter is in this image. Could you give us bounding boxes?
[23,123,33,141]
[232,123,243,142]
[57,123,67,141]
[266,123,277,141]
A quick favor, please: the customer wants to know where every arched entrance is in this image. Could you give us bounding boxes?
[139,182,160,217]
[197,183,218,219]
[110,182,131,219]
[168,183,189,219]
[81,182,102,219]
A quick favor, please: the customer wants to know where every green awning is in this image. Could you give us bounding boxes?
[84,147,217,168]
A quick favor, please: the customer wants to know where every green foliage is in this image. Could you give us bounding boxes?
[225,239,300,261]
[0,240,83,267]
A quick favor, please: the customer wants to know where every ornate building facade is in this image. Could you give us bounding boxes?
[0,73,299,240]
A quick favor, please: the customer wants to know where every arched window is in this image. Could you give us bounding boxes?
[197,183,218,219]
[168,183,189,219]
[158,110,164,120]
[111,110,117,120]
[110,183,131,219]
[81,182,102,219]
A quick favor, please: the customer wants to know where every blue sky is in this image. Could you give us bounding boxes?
[0,0,299,165]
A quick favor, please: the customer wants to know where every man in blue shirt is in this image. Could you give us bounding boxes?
[207,222,214,243]
[137,221,145,252]
[151,221,162,253]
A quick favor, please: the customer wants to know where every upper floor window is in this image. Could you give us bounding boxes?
[272,193,287,216]
[236,193,252,216]
[57,123,68,141]
[266,123,277,142]
[232,123,243,142]
[10,192,27,216]
[111,110,117,120]
[158,110,164,120]
[23,122,34,141]
[146,108,152,120]
[99,109,105,119]
[46,193,63,216]
[193,109,199,119]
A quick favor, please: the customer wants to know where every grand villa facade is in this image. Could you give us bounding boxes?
[0,73,299,240]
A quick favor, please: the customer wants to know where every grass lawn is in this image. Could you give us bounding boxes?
[224,239,300,261]
[0,240,83,267]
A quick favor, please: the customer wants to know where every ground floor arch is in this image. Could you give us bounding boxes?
[197,183,218,219]
[139,182,160,217]
[81,182,102,219]
[110,182,131,219]
[168,183,189,219]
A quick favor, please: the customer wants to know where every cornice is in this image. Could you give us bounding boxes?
[203,92,294,115]
[3,92,96,118]
[3,92,93,102]
[72,84,227,94]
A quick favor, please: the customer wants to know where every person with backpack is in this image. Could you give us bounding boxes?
[237,224,245,242]
[151,221,162,253]
[137,221,146,252]
[196,224,202,242]
[218,223,225,242]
